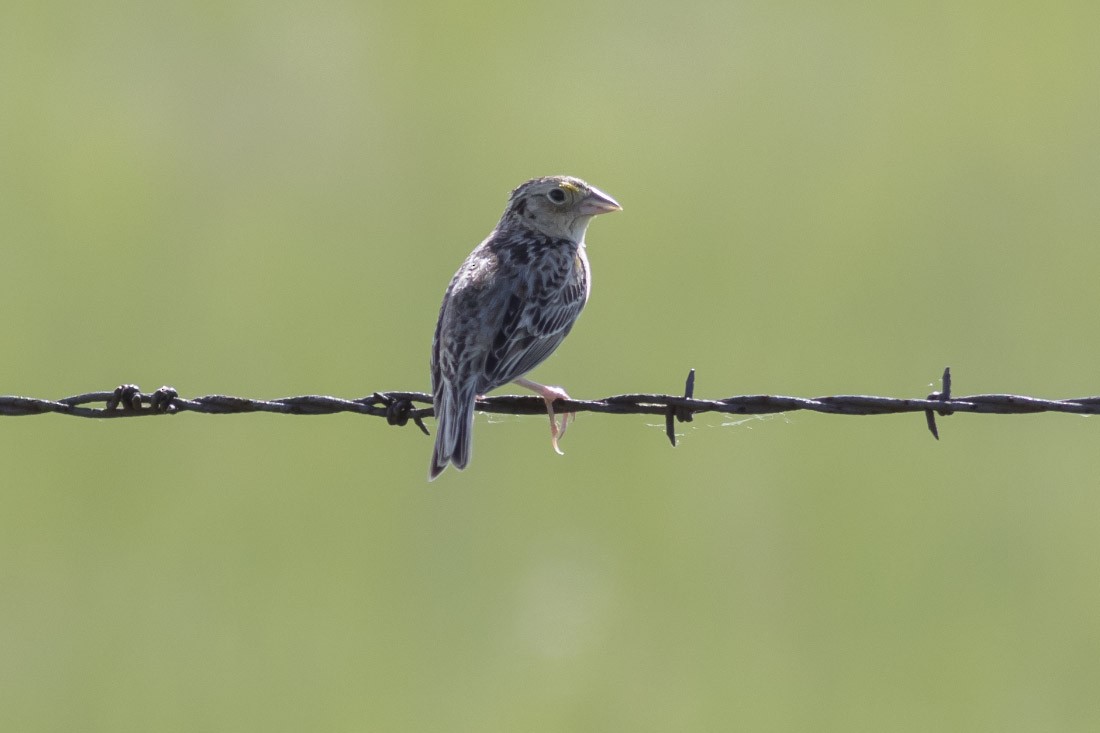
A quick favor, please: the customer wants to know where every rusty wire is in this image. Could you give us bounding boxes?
[2,368,1098,445]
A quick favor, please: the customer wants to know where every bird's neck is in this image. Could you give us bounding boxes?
[502,217,590,245]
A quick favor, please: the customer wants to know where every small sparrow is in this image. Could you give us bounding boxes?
[429,176,621,480]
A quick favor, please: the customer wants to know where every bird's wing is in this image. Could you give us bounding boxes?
[479,264,588,392]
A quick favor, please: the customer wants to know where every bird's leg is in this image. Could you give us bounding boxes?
[513,377,573,455]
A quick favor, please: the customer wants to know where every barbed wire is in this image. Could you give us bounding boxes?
[2,368,1097,445]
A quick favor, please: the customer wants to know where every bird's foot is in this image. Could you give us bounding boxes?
[513,378,574,455]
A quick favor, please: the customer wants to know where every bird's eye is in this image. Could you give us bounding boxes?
[547,187,567,204]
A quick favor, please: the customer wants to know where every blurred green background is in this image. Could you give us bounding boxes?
[3,1,1100,730]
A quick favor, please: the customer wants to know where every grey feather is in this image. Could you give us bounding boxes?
[428,176,619,479]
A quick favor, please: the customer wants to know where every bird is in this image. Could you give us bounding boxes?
[429,175,622,480]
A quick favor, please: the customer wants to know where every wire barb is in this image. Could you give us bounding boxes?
[925,367,953,439]
[373,392,430,436]
[3,369,1099,445]
[666,368,696,446]
[106,384,143,412]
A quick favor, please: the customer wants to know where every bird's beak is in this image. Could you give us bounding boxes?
[578,186,622,216]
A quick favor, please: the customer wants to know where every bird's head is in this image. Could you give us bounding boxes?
[502,175,621,241]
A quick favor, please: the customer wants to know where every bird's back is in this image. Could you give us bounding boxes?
[476,227,589,391]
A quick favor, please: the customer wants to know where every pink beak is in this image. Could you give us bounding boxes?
[578,186,622,216]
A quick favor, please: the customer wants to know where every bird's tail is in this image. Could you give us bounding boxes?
[428,383,477,481]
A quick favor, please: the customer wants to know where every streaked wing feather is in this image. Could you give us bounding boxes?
[480,271,587,391]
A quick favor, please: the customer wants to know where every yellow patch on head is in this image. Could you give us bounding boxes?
[558,181,581,193]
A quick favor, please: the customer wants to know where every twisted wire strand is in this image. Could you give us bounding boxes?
[2,368,1096,444]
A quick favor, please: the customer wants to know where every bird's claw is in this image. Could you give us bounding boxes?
[549,409,575,455]
[513,377,575,456]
